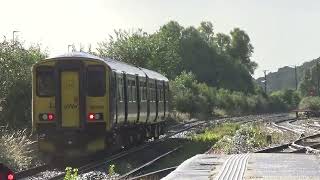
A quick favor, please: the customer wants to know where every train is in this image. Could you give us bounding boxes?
[32,52,170,157]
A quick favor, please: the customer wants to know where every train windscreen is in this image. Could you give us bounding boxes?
[87,66,106,96]
[36,67,55,97]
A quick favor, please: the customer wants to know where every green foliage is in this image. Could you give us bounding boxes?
[0,127,38,171]
[213,123,270,154]
[269,89,300,111]
[108,164,116,176]
[299,65,319,97]
[299,96,320,110]
[64,167,78,180]
[191,123,240,143]
[97,21,257,92]
[169,72,289,117]
[97,29,151,68]
[0,40,46,127]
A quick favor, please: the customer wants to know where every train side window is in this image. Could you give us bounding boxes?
[142,81,146,101]
[117,77,122,102]
[132,80,136,102]
[87,66,106,97]
[127,80,131,102]
[140,82,143,101]
[36,67,55,97]
[159,87,162,102]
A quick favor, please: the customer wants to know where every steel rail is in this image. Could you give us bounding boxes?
[127,166,177,180]
[15,164,49,179]
[48,120,206,180]
[118,146,182,179]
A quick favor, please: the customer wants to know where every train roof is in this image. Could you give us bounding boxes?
[46,52,168,82]
[140,67,169,81]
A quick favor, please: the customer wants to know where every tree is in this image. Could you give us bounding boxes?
[229,28,257,74]
[198,21,214,42]
[214,33,231,54]
[0,40,46,127]
[148,21,184,78]
[97,29,151,67]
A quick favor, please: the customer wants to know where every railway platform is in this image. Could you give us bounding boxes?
[163,153,320,180]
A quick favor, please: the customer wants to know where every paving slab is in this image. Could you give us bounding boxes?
[163,153,320,180]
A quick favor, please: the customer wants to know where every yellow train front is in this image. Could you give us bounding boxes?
[32,52,169,157]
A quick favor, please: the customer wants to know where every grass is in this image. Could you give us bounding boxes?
[212,123,274,154]
[190,122,282,154]
[0,126,39,171]
[190,123,240,144]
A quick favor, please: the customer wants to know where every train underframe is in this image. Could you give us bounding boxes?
[37,122,166,158]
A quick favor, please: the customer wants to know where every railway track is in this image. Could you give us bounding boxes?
[128,166,177,180]
[118,146,181,179]
[18,114,292,179]
[16,164,49,179]
[257,116,320,153]
[17,119,206,180]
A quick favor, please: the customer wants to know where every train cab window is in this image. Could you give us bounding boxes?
[37,67,55,97]
[87,66,106,97]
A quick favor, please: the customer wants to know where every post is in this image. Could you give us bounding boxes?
[294,65,298,90]
[68,45,73,52]
[317,61,320,96]
[263,70,267,94]
[12,30,19,42]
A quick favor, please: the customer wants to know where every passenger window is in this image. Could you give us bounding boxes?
[37,67,55,97]
[117,77,122,101]
[87,66,106,97]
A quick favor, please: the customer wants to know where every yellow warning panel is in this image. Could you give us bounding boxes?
[61,71,80,127]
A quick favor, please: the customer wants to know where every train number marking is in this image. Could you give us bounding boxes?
[64,104,78,109]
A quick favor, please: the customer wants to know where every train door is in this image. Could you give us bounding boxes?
[116,73,126,124]
[56,62,84,129]
[60,71,80,127]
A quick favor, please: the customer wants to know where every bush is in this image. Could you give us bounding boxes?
[299,96,320,110]
[0,127,38,171]
[191,123,240,143]
[170,72,296,118]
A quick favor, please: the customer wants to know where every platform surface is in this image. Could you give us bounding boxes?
[163,153,320,180]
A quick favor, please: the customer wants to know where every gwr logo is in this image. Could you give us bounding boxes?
[64,104,78,109]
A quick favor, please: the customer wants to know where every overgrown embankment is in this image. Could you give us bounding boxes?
[190,122,286,154]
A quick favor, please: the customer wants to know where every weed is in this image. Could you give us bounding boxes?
[190,123,240,144]
[64,167,78,180]
[108,164,116,176]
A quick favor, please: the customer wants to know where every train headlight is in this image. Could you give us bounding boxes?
[39,113,55,121]
[42,114,48,120]
[48,113,54,121]
[95,113,100,120]
[88,113,95,121]
[87,113,103,121]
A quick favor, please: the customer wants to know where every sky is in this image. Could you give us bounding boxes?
[1,0,320,78]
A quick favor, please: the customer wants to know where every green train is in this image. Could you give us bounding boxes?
[32,52,169,157]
